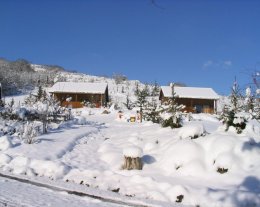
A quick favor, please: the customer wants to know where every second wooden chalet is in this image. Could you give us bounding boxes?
[49,82,109,108]
[159,85,219,113]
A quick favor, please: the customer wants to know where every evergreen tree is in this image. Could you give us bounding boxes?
[143,97,161,123]
[220,79,246,133]
[135,87,149,122]
[151,80,160,97]
[37,85,43,101]
[245,87,254,113]
[229,78,241,112]
[134,81,140,96]
[124,94,133,110]
[160,83,184,128]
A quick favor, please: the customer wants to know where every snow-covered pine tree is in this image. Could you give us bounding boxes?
[124,94,134,110]
[220,78,246,133]
[37,85,43,101]
[244,87,254,113]
[160,83,184,128]
[143,97,161,123]
[135,87,149,122]
[151,80,160,97]
[251,71,260,120]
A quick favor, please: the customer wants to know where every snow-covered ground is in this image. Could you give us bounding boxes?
[0,176,125,207]
[1,105,260,207]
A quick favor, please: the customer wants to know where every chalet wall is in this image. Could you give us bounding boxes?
[160,96,216,113]
[53,92,108,108]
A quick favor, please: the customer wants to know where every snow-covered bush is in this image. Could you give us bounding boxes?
[178,123,206,139]
[76,116,87,125]
[221,110,247,134]
[0,135,13,151]
[0,153,12,167]
[19,122,39,144]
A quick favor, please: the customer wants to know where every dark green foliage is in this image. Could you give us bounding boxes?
[221,109,246,134]
[161,116,182,128]
[217,167,228,174]
[37,86,43,101]
[135,87,149,122]
[176,195,184,203]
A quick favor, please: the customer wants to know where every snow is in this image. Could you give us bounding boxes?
[0,153,12,167]
[49,82,108,94]
[123,146,143,157]
[161,86,219,99]
[0,135,13,151]
[0,75,259,206]
[177,123,205,139]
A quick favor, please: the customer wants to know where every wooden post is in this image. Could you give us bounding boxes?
[214,99,217,114]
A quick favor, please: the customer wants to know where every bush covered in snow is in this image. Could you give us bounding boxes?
[19,122,40,144]
[0,135,13,151]
[220,110,247,134]
[178,123,206,139]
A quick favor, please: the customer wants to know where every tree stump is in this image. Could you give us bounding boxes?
[122,156,142,170]
[122,146,143,170]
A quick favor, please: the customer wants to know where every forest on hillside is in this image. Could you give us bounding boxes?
[0,58,64,96]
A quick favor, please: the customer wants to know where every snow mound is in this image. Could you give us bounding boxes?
[123,146,143,157]
[0,153,12,167]
[178,123,205,139]
[0,136,13,151]
[30,159,69,179]
[243,119,260,140]
[160,139,205,174]
[5,155,68,179]
[7,156,31,175]
[76,116,87,125]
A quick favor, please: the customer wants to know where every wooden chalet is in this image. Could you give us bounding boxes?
[159,85,219,113]
[49,82,109,108]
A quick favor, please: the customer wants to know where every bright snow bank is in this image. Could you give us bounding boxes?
[4,156,68,179]
[178,123,206,139]
[0,136,13,151]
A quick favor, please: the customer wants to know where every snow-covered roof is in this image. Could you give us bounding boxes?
[160,86,219,100]
[49,82,108,94]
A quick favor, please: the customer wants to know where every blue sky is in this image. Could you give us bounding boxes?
[1,0,260,95]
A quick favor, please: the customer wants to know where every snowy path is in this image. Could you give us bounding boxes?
[61,129,109,171]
